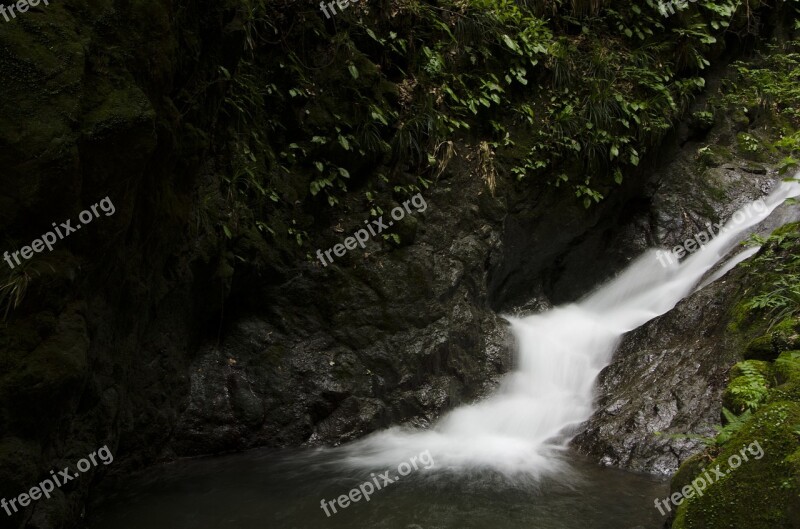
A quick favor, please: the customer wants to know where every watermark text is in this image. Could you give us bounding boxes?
[320,449,434,517]
[2,445,114,516]
[654,440,763,516]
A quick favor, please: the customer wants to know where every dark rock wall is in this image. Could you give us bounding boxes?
[0,1,242,527]
[172,159,516,453]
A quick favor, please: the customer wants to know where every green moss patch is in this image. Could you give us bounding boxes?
[673,402,800,529]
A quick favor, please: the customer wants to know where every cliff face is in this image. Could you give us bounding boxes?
[0,1,242,526]
[170,155,516,453]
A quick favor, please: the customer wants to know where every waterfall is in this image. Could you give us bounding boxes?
[338,177,800,477]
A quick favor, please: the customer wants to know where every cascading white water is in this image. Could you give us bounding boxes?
[339,177,800,476]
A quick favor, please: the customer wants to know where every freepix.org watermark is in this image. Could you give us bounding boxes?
[654,440,764,516]
[0,0,52,23]
[655,198,768,268]
[319,0,362,19]
[656,0,695,18]
[3,196,115,270]
[316,193,426,267]
[319,449,434,517]
[2,445,113,517]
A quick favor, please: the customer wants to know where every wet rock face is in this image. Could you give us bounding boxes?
[486,158,772,312]
[571,277,746,474]
[173,167,516,452]
[569,185,800,475]
[487,176,657,310]
[174,312,512,452]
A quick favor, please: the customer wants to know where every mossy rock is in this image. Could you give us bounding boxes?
[690,110,715,132]
[727,300,757,334]
[744,320,800,361]
[775,351,800,385]
[730,109,751,132]
[785,448,800,526]
[729,359,772,380]
[671,452,710,496]
[745,334,777,360]
[772,319,800,351]
[697,145,731,168]
[769,352,800,403]
[672,401,800,529]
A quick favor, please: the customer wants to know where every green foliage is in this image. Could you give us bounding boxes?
[728,361,770,412]
[715,42,800,170]
[691,110,715,129]
[658,408,752,449]
[774,130,800,174]
[737,132,762,155]
[719,43,800,127]
[714,407,753,446]
[425,0,735,205]
[213,0,793,252]
[742,227,800,327]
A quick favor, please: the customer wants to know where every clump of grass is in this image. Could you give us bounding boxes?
[0,260,55,321]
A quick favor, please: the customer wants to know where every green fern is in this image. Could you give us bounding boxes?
[714,408,753,446]
[729,361,770,412]
[658,407,754,450]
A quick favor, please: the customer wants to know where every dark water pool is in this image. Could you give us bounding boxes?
[88,447,668,529]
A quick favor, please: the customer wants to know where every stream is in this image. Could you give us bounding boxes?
[88,447,666,529]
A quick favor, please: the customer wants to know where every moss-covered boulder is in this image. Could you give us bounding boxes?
[775,351,800,385]
[768,351,800,405]
[744,319,800,361]
[672,401,800,529]
[672,322,800,529]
